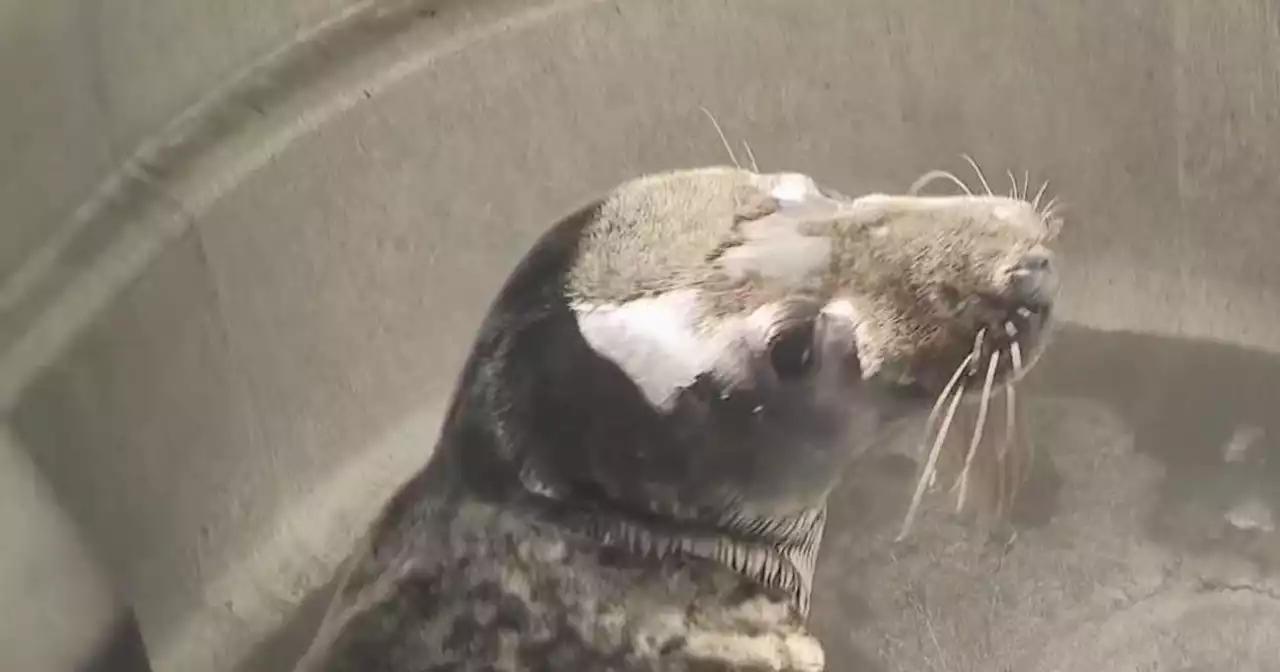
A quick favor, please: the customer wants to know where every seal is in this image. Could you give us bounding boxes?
[291,165,1061,672]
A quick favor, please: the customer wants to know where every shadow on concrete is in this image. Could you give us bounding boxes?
[1029,323,1280,564]
[235,572,343,672]
[77,608,153,672]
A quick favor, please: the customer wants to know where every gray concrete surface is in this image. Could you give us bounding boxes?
[0,428,123,671]
[3,0,1280,670]
[0,0,362,312]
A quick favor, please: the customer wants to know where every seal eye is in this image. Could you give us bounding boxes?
[768,320,818,380]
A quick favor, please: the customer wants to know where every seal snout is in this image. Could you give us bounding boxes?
[1008,248,1058,312]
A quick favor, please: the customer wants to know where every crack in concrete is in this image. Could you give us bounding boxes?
[1193,577,1280,602]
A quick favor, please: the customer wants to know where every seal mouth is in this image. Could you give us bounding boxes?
[883,296,1053,401]
[965,298,1053,387]
[887,297,1054,542]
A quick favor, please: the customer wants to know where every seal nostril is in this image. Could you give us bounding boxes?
[1009,250,1057,309]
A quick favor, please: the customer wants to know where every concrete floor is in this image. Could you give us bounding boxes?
[809,325,1280,671]
[4,1,1280,670]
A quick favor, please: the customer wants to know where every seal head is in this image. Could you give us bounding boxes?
[441,167,1057,608]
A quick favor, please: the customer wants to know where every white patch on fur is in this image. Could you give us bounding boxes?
[821,299,858,321]
[847,193,892,209]
[573,290,719,408]
[744,302,785,336]
[993,202,1023,222]
[717,235,832,285]
[768,173,818,203]
[682,630,825,672]
[822,299,880,378]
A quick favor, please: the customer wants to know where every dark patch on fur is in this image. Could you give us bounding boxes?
[293,191,826,671]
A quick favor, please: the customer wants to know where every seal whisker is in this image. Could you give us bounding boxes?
[954,351,1000,514]
[1039,193,1065,236]
[917,352,976,459]
[1043,199,1065,226]
[1006,169,1019,199]
[1009,341,1025,406]
[741,139,760,173]
[1032,181,1050,211]
[1041,195,1060,218]
[969,328,987,374]
[898,381,967,542]
[1045,214,1064,241]
[699,107,741,169]
[995,394,1008,518]
[997,375,1017,519]
[961,154,994,196]
[1009,340,1032,491]
[909,169,974,196]
[1021,170,1031,201]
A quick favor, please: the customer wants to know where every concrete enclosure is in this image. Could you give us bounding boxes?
[4,1,1280,670]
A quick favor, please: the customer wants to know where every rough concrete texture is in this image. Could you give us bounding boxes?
[813,322,1280,671]
[4,0,1280,671]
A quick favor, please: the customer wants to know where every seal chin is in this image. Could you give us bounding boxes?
[878,245,1059,398]
[888,306,1054,399]
[987,301,1053,383]
[966,246,1059,387]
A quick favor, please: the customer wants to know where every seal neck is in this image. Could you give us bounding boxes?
[439,400,830,617]
[529,483,828,619]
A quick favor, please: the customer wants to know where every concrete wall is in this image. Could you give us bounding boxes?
[0,0,358,294]
[3,1,1280,671]
[1,1,359,669]
[0,429,122,671]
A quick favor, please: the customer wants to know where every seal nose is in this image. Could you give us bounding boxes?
[1009,249,1058,309]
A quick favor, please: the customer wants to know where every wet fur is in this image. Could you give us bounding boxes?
[293,166,1058,672]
